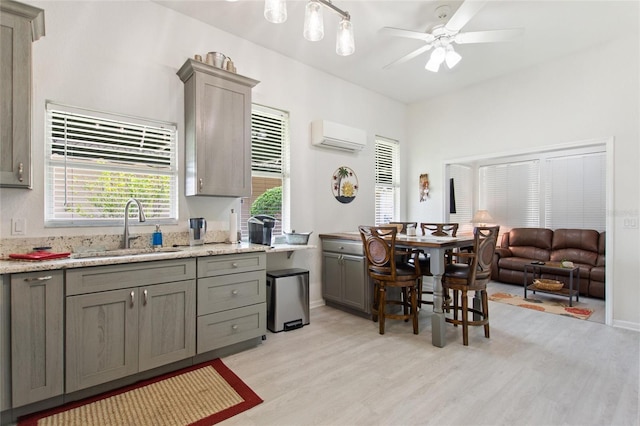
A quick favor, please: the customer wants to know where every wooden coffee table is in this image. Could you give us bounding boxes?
[523,262,580,306]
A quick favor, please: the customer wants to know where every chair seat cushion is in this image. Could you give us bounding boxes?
[444,263,470,279]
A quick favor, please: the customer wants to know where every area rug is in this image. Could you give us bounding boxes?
[489,292,593,320]
[18,359,262,426]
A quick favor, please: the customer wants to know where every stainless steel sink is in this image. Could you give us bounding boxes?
[72,247,183,259]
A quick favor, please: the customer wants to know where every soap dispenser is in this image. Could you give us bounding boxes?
[152,224,163,248]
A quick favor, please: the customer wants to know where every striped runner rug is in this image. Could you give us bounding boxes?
[19,359,262,426]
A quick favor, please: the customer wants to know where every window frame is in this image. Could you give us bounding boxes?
[375,136,400,225]
[44,101,178,227]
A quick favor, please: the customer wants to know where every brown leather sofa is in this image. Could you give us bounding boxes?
[492,228,605,299]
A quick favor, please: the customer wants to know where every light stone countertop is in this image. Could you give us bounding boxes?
[0,243,316,274]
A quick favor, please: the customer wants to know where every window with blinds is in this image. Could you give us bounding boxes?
[544,152,606,230]
[375,137,399,225]
[45,102,177,226]
[448,164,474,234]
[479,160,540,229]
[240,104,288,238]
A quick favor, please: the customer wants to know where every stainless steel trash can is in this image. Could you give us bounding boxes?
[266,269,310,332]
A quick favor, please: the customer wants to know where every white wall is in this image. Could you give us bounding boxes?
[406,36,640,328]
[0,0,406,307]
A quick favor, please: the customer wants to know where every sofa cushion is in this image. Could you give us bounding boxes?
[550,229,599,266]
[504,228,553,260]
[596,231,605,267]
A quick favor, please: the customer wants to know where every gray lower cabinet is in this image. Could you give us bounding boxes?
[10,270,64,408]
[196,253,266,353]
[65,259,196,393]
[321,238,371,314]
[0,1,45,188]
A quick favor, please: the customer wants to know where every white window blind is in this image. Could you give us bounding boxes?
[448,164,474,234]
[45,102,177,226]
[240,104,288,238]
[375,137,399,225]
[479,160,540,229]
[544,152,605,231]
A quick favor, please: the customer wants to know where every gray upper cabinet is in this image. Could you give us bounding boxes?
[0,1,45,188]
[177,59,259,197]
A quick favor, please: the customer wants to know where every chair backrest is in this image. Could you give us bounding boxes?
[358,225,399,279]
[467,226,500,284]
[420,223,459,237]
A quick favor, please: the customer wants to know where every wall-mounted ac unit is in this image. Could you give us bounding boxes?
[311,120,366,152]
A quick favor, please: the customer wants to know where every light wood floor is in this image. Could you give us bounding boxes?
[222,283,638,426]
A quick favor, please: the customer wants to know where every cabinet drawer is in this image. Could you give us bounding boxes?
[322,239,363,256]
[197,253,266,277]
[66,258,196,295]
[197,304,265,354]
[197,271,266,315]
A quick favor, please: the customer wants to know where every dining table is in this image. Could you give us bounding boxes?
[395,233,475,348]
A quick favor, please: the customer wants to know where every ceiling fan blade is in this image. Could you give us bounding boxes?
[383,44,433,69]
[455,28,524,44]
[445,0,488,32]
[381,27,435,43]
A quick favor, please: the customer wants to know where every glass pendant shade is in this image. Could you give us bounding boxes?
[304,1,324,41]
[425,46,446,72]
[336,18,355,56]
[264,0,287,24]
[445,44,462,69]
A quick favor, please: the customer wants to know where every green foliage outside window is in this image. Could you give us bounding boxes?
[251,186,282,216]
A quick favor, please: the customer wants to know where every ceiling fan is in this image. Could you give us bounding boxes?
[382,0,523,72]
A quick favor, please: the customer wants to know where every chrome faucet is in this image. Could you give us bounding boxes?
[123,198,146,249]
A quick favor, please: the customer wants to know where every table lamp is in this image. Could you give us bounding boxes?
[471,210,494,226]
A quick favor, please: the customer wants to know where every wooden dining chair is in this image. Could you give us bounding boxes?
[442,226,500,346]
[415,223,459,307]
[358,225,422,335]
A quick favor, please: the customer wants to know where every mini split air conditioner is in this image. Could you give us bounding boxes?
[311,120,367,152]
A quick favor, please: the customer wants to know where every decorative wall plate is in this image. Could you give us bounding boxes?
[332,166,358,204]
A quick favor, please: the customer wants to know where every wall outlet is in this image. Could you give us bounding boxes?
[11,218,26,235]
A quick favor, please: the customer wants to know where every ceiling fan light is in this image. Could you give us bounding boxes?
[425,46,445,72]
[304,1,324,41]
[336,18,355,56]
[445,45,462,68]
[264,0,287,24]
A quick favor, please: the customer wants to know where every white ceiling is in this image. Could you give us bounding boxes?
[155,0,639,104]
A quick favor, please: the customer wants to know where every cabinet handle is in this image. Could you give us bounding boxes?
[143,289,148,305]
[18,162,24,182]
[130,291,135,307]
[231,262,238,268]
[231,289,239,296]
[24,275,52,282]
[231,324,238,331]
[199,178,203,192]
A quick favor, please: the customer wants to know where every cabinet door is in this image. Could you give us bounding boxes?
[0,12,31,187]
[11,271,63,407]
[194,73,251,196]
[66,288,139,392]
[138,280,196,372]
[322,252,342,302]
[342,255,369,312]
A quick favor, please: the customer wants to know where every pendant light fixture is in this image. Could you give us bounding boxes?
[264,0,287,24]
[264,0,354,56]
[304,1,324,42]
[425,40,461,72]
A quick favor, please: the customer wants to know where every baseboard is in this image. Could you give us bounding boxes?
[612,319,640,332]
[310,300,325,310]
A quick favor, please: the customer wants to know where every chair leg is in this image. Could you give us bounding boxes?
[417,277,423,308]
[401,287,409,320]
[461,289,469,346]
[372,281,379,323]
[481,289,490,339]
[379,286,386,335]
[452,289,459,326]
[411,285,419,334]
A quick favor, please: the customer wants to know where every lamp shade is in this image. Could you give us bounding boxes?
[264,0,287,24]
[304,1,324,41]
[336,18,355,56]
[471,210,494,225]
